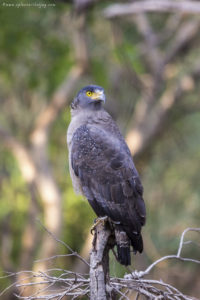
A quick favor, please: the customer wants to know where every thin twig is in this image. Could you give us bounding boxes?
[37,220,90,267]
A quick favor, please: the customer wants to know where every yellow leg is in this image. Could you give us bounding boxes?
[91,216,108,234]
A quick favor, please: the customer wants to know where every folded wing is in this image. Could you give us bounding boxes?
[71,124,146,256]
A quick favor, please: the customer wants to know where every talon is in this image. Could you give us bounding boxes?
[90,216,108,234]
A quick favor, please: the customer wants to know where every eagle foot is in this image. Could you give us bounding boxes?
[91,216,109,235]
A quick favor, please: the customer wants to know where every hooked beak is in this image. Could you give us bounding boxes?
[91,90,106,102]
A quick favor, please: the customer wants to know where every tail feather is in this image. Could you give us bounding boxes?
[130,233,143,253]
[114,224,144,266]
[115,227,131,266]
[117,245,131,266]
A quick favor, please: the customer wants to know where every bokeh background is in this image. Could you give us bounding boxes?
[0,0,200,298]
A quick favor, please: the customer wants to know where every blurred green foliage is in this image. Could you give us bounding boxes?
[144,112,200,252]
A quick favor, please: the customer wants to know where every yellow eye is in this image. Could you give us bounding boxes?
[86,91,92,97]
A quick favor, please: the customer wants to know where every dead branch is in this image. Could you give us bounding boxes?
[1,227,199,299]
[126,227,200,279]
[37,220,90,267]
[104,1,200,18]
[90,219,114,300]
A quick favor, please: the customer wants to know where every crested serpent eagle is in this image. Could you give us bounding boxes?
[67,85,146,266]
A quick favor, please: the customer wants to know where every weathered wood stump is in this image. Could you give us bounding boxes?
[89,219,116,300]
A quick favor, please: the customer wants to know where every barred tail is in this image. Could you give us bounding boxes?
[115,228,131,266]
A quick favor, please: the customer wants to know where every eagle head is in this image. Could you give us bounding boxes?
[71,85,106,110]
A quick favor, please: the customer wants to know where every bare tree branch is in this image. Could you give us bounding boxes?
[126,227,200,279]
[2,227,199,299]
[90,219,114,300]
[104,1,200,19]
[37,220,90,267]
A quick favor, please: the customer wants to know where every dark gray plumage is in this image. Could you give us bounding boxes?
[67,85,146,266]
